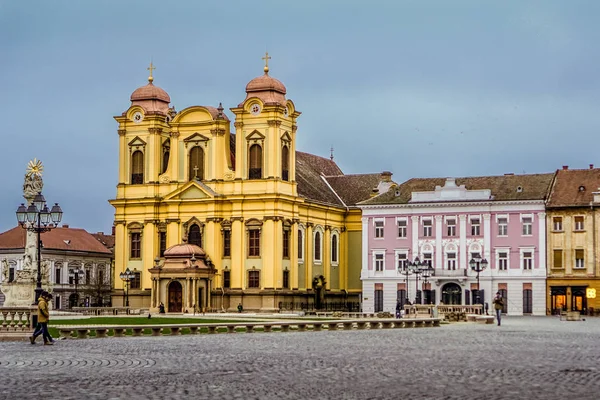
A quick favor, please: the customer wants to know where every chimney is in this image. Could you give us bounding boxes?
[62,224,69,228]
[380,171,392,182]
[590,164,594,169]
[504,173,514,176]
[562,165,569,170]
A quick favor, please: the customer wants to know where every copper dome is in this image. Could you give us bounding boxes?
[245,74,286,94]
[130,82,171,103]
[163,243,205,258]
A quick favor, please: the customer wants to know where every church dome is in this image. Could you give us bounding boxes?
[245,74,286,95]
[163,242,205,258]
[130,82,171,103]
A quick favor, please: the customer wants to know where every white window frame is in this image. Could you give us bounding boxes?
[497,215,508,236]
[519,248,535,270]
[469,215,481,236]
[574,249,585,269]
[373,251,385,272]
[521,214,533,236]
[330,230,340,266]
[553,217,563,232]
[396,217,408,238]
[395,250,409,272]
[446,217,456,237]
[574,216,585,231]
[313,226,324,264]
[495,248,510,271]
[374,218,385,239]
[422,217,433,237]
[446,252,456,270]
[422,252,433,268]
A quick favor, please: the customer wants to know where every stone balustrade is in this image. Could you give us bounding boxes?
[0,307,36,341]
[52,318,442,340]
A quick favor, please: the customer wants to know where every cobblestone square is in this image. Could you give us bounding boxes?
[1,317,600,399]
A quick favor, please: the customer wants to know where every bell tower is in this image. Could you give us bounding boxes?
[230,53,300,190]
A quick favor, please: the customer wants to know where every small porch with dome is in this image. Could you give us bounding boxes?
[148,240,216,313]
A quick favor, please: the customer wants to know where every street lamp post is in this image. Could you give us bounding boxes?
[15,192,63,306]
[69,268,84,308]
[408,257,424,304]
[119,267,135,307]
[469,256,489,310]
[420,265,434,304]
[397,261,413,307]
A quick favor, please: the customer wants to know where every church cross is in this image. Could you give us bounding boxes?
[193,165,199,179]
[262,52,271,74]
[147,62,156,82]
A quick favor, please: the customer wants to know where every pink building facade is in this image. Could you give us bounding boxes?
[359,175,554,316]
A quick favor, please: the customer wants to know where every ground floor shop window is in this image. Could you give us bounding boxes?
[550,286,567,315]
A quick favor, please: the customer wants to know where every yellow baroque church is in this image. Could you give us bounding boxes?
[110,58,392,313]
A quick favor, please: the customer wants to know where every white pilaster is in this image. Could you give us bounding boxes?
[361,217,369,278]
[483,214,491,260]
[537,212,546,272]
[435,215,443,269]
[411,216,419,257]
[459,214,467,269]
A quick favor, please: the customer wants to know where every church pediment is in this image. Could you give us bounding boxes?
[281,131,291,143]
[246,130,265,141]
[128,136,147,147]
[163,180,218,201]
[183,133,210,148]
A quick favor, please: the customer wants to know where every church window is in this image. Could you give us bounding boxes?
[298,228,304,260]
[159,231,167,257]
[188,146,204,181]
[223,229,231,257]
[249,144,262,179]
[131,271,141,289]
[283,223,291,259]
[223,270,231,288]
[131,151,144,184]
[248,270,260,288]
[331,233,338,264]
[130,232,141,258]
[98,269,105,285]
[314,231,322,262]
[188,224,202,248]
[282,145,289,181]
[249,230,260,257]
[162,140,170,174]
[283,270,290,289]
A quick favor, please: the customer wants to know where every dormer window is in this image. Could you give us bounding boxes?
[579,185,586,192]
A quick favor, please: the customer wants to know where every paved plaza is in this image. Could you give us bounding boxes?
[1,317,600,399]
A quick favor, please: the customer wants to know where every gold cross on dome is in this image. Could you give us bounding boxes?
[147,62,156,82]
[262,52,271,74]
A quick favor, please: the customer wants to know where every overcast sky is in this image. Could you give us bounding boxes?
[1,0,599,234]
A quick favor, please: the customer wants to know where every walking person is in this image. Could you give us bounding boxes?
[30,291,54,345]
[493,292,504,326]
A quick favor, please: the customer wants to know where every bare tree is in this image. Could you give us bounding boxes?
[80,273,112,307]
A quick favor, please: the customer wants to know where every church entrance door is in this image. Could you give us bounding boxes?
[441,283,462,305]
[168,281,183,313]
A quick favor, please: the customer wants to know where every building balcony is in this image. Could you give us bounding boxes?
[432,268,467,277]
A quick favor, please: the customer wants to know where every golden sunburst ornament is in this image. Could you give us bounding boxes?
[26,158,44,178]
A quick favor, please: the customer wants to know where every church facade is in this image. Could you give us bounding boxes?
[110,58,390,312]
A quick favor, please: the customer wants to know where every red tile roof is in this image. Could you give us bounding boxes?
[547,168,600,207]
[360,173,555,205]
[0,226,112,254]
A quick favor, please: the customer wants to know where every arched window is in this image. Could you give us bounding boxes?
[188,146,204,181]
[298,228,304,260]
[314,231,322,262]
[249,144,262,179]
[281,145,289,181]
[161,140,170,174]
[188,224,202,247]
[131,151,144,184]
[331,234,338,264]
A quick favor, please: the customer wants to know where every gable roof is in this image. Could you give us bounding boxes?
[360,173,555,206]
[547,168,600,207]
[325,174,382,206]
[0,226,112,254]
[91,232,115,252]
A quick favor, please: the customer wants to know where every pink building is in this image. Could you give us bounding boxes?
[359,174,553,316]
